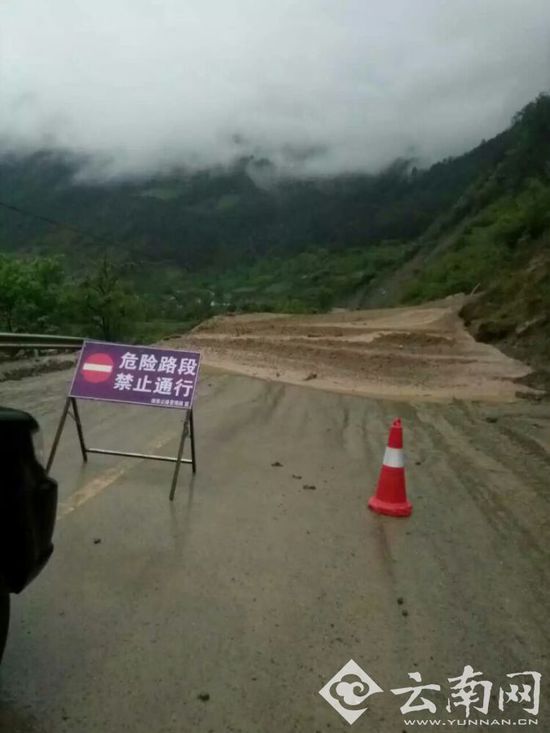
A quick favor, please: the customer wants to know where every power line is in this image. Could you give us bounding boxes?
[0,198,119,250]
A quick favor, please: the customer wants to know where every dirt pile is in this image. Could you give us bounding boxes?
[166,297,533,401]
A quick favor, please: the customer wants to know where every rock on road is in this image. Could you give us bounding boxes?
[0,366,549,732]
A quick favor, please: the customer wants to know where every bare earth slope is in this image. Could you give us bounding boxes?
[168,296,531,401]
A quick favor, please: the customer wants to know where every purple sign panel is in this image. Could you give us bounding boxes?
[69,340,201,410]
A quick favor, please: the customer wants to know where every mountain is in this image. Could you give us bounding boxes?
[1,94,549,372]
[1,128,511,269]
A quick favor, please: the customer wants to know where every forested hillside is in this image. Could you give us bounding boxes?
[1,94,549,368]
[0,126,511,268]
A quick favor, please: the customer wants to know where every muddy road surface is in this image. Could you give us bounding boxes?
[0,360,549,732]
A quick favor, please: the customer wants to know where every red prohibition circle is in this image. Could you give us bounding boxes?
[81,352,114,384]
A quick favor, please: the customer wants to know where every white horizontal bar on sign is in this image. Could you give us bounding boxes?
[82,363,112,373]
[383,447,404,468]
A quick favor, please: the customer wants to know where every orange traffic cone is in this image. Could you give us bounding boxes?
[368,418,412,517]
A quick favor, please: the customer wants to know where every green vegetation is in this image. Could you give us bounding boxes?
[0,255,152,341]
[403,180,550,303]
[0,126,510,269]
[200,243,413,314]
[0,242,413,339]
[0,255,67,333]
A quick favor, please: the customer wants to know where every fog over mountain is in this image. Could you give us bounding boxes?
[1,0,550,180]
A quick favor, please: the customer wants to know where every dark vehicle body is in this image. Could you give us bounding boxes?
[0,406,57,660]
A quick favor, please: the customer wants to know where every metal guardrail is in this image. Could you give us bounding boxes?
[0,333,84,351]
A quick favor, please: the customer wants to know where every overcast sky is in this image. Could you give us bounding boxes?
[1,0,550,179]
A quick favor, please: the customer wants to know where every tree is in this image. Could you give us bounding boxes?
[0,255,65,332]
[73,256,141,340]
[0,256,25,332]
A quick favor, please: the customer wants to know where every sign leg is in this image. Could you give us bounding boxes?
[169,412,190,502]
[189,409,197,474]
[46,397,71,472]
[70,398,88,463]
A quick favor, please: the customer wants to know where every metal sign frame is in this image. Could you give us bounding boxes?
[46,397,196,501]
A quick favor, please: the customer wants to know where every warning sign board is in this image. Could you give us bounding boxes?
[70,340,201,409]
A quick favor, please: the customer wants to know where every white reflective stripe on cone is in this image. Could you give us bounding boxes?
[383,447,404,468]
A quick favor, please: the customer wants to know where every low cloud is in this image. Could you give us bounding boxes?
[1,0,549,179]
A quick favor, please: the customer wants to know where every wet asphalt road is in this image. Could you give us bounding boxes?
[0,368,549,732]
